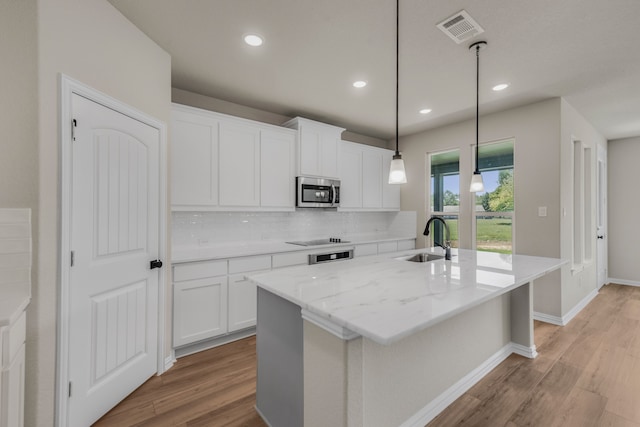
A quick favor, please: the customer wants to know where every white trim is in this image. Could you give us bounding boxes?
[174,328,256,359]
[56,74,168,427]
[301,309,360,340]
[510,342,538,359]
[534,287,599,326]
[608,278,640,287]
[561,288,598,325]
[400,343,516,427]
[164,352,176,372]
[533,311,564,326]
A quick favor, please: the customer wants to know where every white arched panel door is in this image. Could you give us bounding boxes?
[68,93,160,426]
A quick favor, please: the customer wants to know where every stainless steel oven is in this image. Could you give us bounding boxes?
[296,176,340,208]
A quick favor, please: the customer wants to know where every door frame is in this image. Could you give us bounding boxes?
[56,74,168,426]
[596,144,608,289]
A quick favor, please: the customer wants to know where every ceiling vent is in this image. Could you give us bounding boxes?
[437,10,484,44]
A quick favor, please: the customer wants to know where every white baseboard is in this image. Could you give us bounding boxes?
[164,351,176,373]
[174,328,256,359]
[608,278,640,287]
[533,311,564,325]
[562,288,598,324]
[534,287,598,326]
[400,343,518,427]
[511,343,538,359]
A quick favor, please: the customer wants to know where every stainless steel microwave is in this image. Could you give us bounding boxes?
[296,176,340,208]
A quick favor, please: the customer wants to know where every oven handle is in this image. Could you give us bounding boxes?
[331,184,336,206]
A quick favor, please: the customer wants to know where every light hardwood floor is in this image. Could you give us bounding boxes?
[94,284,640,427]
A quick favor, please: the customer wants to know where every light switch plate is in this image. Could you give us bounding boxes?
[538,206,547,217]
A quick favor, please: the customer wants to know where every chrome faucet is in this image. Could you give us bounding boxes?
[423,216,452,260]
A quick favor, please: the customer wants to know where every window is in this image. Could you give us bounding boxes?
[473,139,514,254]
[428,149,459,248]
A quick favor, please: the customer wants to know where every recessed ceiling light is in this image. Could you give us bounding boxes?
[244,34,264,47]
[353,80,367,88]
[419,108,432,115]
[492,83,509,91]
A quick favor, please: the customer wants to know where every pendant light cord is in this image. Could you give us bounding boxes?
[395,0,399,156]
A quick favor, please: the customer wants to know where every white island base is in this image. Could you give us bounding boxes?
[251,249,566,427]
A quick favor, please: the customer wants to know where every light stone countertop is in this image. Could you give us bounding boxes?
[0,284,30,328]
[248,248,567,345]
[171,232,417,263]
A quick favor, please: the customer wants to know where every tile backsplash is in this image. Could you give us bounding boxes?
[172,211,416,247]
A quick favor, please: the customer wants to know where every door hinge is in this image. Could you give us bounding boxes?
[70,251,75,267]
[72,119,77,141]
[68,381,72,397]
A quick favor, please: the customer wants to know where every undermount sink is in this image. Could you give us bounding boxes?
[396,252,445,263]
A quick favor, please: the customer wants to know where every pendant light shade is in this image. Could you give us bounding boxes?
[388,0,407,185]
[389,155,407,184]
[469,40,487,193]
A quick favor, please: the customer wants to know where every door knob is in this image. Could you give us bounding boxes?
[150,259,163,269]
[597,235,604,239]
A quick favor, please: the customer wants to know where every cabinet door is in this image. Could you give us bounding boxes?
[1,344,25,427]
[362,149,383,208]
[261,130,295,208]
[339,142,362,209]
[219,121,260,207]
[171,110,219,207]
[320,132,340,178]
[228,273,260,332]
[382,150,401,209]
[173,277,228,347]
[299,125,322,177]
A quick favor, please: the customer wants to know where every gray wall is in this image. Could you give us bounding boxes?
[607,136,640,283]
[399,99,564,316]
[396,98,605,319]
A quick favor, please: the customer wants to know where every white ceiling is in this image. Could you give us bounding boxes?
[108,0,640,141]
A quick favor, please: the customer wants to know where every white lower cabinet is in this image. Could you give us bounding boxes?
[1,310,26,427]
[172,240,416,350]
[228,274,260,332]
[173,276,228,347]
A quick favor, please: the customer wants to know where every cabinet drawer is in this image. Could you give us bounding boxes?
[228,255,271,274]
[377,241,398,254]
[354,243,378,257]
[272,251,312,268]
[173,260,227,282]
[2,310,25,367]
[397,239,416,251]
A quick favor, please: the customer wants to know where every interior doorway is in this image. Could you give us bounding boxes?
[57,76,168,426]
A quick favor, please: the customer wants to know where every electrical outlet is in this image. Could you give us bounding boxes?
[538,206,547,217]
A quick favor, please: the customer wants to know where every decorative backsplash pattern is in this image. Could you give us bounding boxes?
[172,211,416,247]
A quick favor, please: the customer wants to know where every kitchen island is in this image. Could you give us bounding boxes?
[248,248,566,427]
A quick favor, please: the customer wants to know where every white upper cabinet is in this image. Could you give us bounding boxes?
[283,117,345,179]
[339,141,400,211]
[171,108,219,208]
[339,142,363,208]
[171,104,296,211]
[261,129,295,208]
[362,149,383,208]
[218,121,260,207]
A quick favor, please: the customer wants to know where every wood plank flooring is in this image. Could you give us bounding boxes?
[428,284,640,427]
[94,284,640,427]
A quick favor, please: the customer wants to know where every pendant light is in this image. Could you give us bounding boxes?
[388,0,407,184]
[469,40,487,192]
